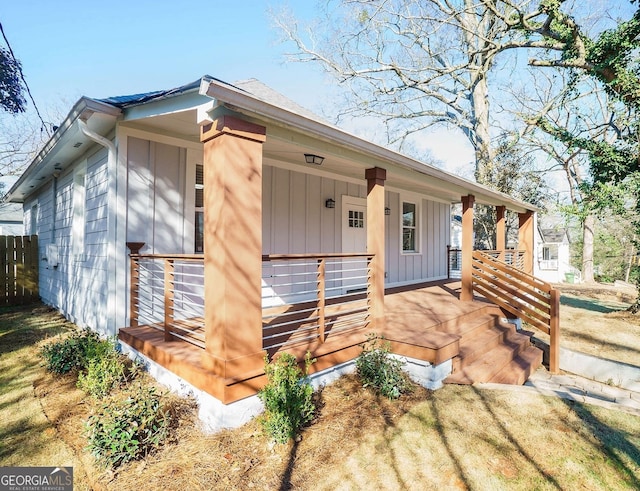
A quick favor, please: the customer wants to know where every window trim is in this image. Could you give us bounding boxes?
[401,198,421,254]
[72,161,87,260]
[29,203,38,236]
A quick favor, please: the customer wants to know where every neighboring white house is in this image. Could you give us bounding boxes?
[0,202,24,235]
[534,227,577,283]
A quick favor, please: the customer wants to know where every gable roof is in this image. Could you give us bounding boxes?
[540,228,569,243]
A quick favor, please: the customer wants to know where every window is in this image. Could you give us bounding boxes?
[72,166,86,258]
[194,164,204,253]
[540,245,559,270]
[542,245,558,261]
[348,210,364,228]
[402,201,418,252]
[30,204,37,235]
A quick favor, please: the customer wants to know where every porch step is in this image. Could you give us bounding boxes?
[489,346,544,385]
[451,323,515,371]
[444,325,542,385]
[437,310,503,340]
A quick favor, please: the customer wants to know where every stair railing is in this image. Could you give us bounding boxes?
[472,250,560,373]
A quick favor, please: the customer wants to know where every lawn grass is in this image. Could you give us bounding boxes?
[1,301,640,490]
[551,283,640,366]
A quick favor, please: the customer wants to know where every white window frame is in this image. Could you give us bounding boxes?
[401,198,421,254]
[30,203,38,235]
[72,161,87,260]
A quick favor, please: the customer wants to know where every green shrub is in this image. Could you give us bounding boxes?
[41,330,108,374]
[85,385,170,468]
[258,352,315,444]
[356,334,413,399]
[77,345,129,398]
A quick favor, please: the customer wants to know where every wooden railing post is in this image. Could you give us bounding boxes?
[164,258,175,341]
[129,256,140,327]
[317,258,326,343]
[366,255,374,328]
[549,288,560,373]
[126,242,145,328]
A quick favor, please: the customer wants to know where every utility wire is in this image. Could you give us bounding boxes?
[0,20,50,137]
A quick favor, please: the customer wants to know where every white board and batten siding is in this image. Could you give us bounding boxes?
[262,165,451,286]
[126,137,190,254]
[24,145,112,334]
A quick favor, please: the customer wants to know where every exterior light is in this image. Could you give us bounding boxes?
[385,207,391,215]
[304,153,324,165]
[325,198,335,209]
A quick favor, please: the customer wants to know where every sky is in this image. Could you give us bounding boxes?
[0,0,474,181]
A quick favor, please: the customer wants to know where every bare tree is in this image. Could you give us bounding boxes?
[274,0,542,180]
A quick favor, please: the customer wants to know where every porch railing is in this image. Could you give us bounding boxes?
[483,249,525,270]
[261,253,374,352]
[129,254,205,348]
[447,247,525,279]
[129,252,375,353]
[471,250,559,372]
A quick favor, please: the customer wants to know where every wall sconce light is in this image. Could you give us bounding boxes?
[304,153,325,165]
[385,207,391,215]
[325,198,336,209]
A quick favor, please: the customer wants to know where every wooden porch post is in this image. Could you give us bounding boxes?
[200,115,267,379]
[366,167,386,331]
[461,194,475,301]
[496,205,506,260]
[518,210,534,275]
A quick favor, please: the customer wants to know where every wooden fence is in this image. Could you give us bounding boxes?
[1,235,39,306]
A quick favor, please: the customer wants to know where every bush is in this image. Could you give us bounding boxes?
[41,330,108,374]
[258,352,315,444]
[77,344,130,398]
[356,334,413,400]
[85,385,170,468]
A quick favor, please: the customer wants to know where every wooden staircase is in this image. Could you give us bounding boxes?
[442,305,543,385]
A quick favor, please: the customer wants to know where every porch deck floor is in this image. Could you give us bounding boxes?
[385,280,484,329]
[382,280,497,363]
[120,279,502,402]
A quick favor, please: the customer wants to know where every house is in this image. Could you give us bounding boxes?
[0,202,24,235]
[4,76,558,430]
[534,226,576,284]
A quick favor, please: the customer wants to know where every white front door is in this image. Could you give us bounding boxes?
[341,196,367,292]
[342,196,367,252]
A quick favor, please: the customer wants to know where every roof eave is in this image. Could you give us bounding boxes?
[200,80,537,213]
[4,98,121,203]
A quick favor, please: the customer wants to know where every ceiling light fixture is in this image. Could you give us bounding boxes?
[304,153,324,165]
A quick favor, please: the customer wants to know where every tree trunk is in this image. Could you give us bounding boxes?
[472,75,493,182]
[582,214,595,282]
[625,240,634,283]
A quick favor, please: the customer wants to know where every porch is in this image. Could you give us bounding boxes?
[118,250,557,404]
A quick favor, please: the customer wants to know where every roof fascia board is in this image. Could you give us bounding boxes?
[122,92,211,122]
[201,80,537,213]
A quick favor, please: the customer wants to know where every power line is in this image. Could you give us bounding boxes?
[0,20,50,137]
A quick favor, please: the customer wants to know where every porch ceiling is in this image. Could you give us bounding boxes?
[132,108,534,212]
